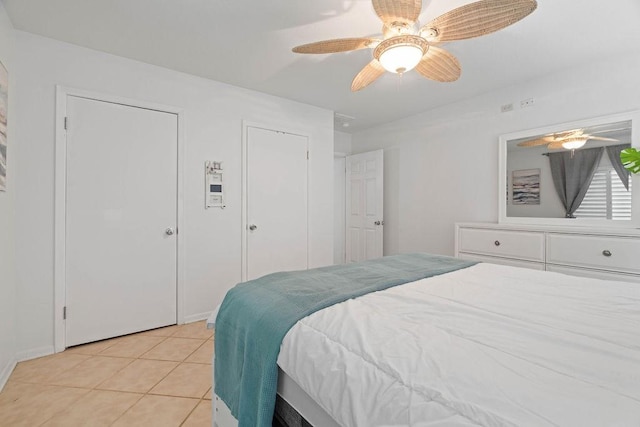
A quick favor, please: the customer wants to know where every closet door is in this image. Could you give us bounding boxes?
[245,126,308,280]
[65,96,178,346]
[346,150,384,262]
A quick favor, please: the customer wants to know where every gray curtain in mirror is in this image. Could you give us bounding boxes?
[548,147,604,218]
[606,144,631,190]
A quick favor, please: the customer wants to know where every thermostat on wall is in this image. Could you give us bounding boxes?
[205,161,225,209]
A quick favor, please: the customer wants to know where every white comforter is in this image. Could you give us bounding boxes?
[277,263,640,427]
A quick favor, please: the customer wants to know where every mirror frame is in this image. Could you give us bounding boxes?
[499,110,640,228]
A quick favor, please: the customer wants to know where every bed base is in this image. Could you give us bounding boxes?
[213,368,340,427]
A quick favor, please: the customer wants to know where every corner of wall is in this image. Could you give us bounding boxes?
[0,358,16,391]
[0,0,17,391]
[334,130,352,155]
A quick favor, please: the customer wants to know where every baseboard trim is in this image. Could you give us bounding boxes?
[184,311,212,324]
[16,346,55,362]
[0,358,17,391]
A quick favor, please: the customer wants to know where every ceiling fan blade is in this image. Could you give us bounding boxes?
[517,137,554,147]
[563,130,586,139]
[292,38,380,54]
[372,0,422,25]
[421,0,537,43]
[414,46,461,82]
[555,129,583,137]
[587,136,619,142]
[351,60,386,91]
[547,141,567,150]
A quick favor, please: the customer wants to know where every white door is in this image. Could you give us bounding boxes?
[246,126,308,280]
[65,96,178,346]
[346,150,384,262]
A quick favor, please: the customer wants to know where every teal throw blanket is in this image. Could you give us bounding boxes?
[214,253,477,427]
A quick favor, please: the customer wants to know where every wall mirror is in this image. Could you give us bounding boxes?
[499,111,640,228]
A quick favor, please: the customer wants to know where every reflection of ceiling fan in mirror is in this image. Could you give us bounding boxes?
[292,0,538,91]
[516,129,619,150]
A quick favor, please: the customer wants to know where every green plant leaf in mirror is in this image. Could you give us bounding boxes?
[621,148,640,175]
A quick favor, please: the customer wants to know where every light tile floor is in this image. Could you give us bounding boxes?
[0,321,214,426]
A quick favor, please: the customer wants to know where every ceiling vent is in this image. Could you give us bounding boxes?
[334,113,355,130]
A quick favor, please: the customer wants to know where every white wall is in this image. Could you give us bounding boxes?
[13,31,334,356]
[352,52,640,256]
[0,1,16,389]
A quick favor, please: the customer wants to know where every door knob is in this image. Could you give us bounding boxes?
[249,224,257,231]
[374,221,381,226]
[165,228,175,236]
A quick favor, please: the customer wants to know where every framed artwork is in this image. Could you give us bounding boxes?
[512,168,540,205]
[0,60,7,191]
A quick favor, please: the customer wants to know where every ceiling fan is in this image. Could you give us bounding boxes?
[517,129,619,150]
[292,0,538,91]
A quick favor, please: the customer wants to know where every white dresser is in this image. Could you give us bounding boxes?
[455,223,640,283]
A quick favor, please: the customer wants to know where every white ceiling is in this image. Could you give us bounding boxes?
[3,0,640,132]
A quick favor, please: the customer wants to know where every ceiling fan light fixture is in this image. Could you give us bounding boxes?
[379,45,423,73]
[561,138,588,150]
[374,35,429,74]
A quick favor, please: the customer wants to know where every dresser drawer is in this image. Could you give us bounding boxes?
[546,264,640,284]
[547,234,640,275]
[458,228,545,262]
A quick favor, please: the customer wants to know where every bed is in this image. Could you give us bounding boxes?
[211,253,640,426]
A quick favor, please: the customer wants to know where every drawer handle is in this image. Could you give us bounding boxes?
[494,240,501,247]
[602,250,612,257]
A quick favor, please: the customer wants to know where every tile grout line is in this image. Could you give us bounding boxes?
[141,353,185,396]
[36,351,141,426]
[89,332,191,425]
[107,390,147,426]
[2,322,213,426]
[179,397,206,427]
[109,354,208,425]
[138,333,174,355]
[107,326,212,425]
[35,384,90,426]
[103,325,197,425]
[14,332,165,425]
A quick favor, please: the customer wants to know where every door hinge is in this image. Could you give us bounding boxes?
[64,117,69,130]
[63,306,67,320]
[306,151,309,160]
